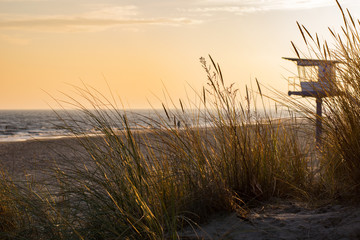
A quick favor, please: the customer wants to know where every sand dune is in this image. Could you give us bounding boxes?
[181,199,360,239]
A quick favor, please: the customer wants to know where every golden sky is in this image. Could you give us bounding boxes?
[0,0,359,109]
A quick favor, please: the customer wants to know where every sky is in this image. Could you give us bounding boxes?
[1,0,360,109]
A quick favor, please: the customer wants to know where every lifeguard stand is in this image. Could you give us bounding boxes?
[284,57,339,146]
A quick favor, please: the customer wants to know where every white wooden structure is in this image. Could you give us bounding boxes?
[285,57,338,98]
[284,57,339,146]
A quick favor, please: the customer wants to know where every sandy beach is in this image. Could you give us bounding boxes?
[0,135,359,239]
[0,137,83,180]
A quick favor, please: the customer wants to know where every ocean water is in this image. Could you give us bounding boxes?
[0,110,65,142]
[0,109,206,142]
[0,108,291,142]
[0,109,151,142]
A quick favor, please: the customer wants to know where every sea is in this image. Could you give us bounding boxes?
[0,109,158,142]
[0,109,213,142]
[0,108,291,142]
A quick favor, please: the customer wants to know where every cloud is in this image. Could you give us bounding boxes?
[0,17,198,31]
[0,5,200,32]
[182,0,338,15]
[83,5,139,19]
[185,6,243,13]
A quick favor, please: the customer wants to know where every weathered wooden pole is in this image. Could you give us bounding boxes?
[315,98,322,147]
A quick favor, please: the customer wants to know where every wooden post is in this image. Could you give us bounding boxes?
[316,98,322,147]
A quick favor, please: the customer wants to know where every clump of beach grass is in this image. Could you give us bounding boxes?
[0,171,64,239]
[0,171,17,239]
[2,55,311,239]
